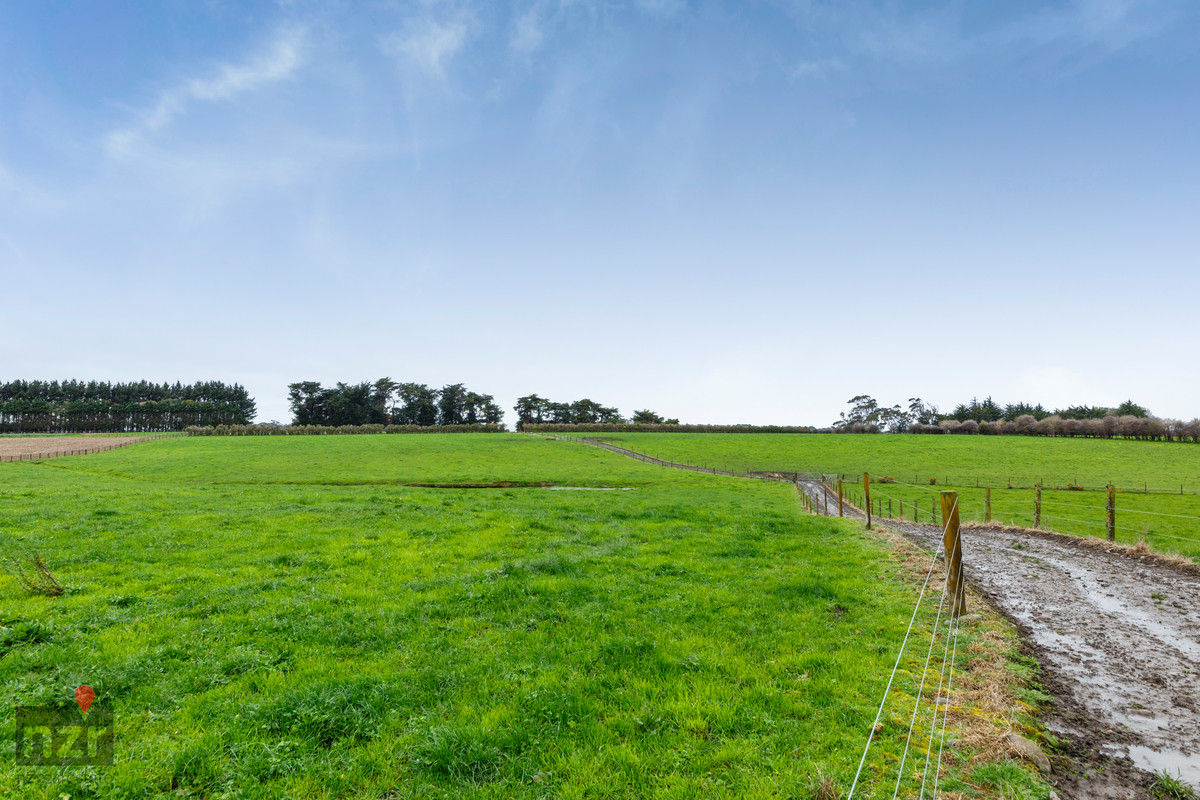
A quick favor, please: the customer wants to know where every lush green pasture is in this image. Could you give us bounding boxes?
[584,434,1200,560]
[589,433,1200,492]
[0,437,1009,799]
[46,434,668,487]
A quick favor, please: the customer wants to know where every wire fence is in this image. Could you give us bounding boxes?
[822,472,1200,496]
[833,473,1200,553]
[542,435,1200,556]
[847,496,967,799]
[0,434,177,463]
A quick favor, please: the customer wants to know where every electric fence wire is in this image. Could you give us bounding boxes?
[1101,506,1200,521]
[848,496,966,799]
[845,542,945,799]
[871,475,945,494]
[918,516,965,799]
[1041,513,1107,528]
[1041,514,1200,544]
[889,495,960,800]
[930,575,966,800]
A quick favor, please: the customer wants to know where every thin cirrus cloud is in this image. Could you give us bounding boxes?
[379,15,473,79]
[104,25,308,158]
[846,0,1184,67]
[509,6,546,57]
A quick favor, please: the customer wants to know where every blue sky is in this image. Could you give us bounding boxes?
[2,0,1198,425]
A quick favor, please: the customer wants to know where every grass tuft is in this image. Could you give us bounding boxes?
[254,678,400,747]
[1151,770,1198,799]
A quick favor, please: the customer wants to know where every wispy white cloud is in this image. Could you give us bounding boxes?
[510,6,546,57]
[991,0,1184,66]
[788,57,845,80]
[636,0,688,18]
[380,14,473,79]
[774,0,1183,71]
[105,25,307,157]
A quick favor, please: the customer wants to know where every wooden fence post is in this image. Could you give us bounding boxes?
[1106,484,1116,542]
[863,473,872,530]
[941,491,966,619]
[1034,485,1042,529]
[838,480,844,517]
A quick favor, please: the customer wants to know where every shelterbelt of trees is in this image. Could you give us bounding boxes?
[513,394,678,429]
[287,380,504,427]
[833,395,1200,441]
[284,382,681,431]
[0,380,256,432]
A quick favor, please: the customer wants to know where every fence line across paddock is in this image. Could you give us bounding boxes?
[536,435,1200,554]
[846,493,967,799]
[835,472,1200,552]
[0,434,177,463]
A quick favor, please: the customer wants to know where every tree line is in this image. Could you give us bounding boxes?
[513,394,677,429]
[946,397,1148,423]
[287,380,503,427]
[832,394,1199,441]
[522,423,816,433]
[186,424,503,436]
[0,380,256,433]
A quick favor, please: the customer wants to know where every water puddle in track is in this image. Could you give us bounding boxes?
[1104,743,1200,788]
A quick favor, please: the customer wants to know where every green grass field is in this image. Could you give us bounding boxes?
[0,436,1035,798]
[44,435,668,487]
[584,434,1200,560]
[587,433,1200,492]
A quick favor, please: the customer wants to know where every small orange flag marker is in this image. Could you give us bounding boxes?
[75,685,95,714]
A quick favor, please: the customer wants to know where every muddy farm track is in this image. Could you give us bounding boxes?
[557,438,1200,798]
[800,482,1200,799]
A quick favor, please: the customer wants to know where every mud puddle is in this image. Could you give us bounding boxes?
[895,523,1198,796]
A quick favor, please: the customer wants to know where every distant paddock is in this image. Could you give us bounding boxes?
[0,435,172,461]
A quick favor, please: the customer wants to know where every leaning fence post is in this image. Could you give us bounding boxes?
[941,491,966,619]
[823,483,829,515]
[1034,485,1042,529]
[838,480,844,517]
[1106,484,1116,542]
[863,473,872,530]
[985,487,992,523]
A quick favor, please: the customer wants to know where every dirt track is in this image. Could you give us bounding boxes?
[0,435,168,461]
[795,480,1200,799]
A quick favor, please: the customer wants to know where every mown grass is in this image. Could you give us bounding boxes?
[0,437,996,798]
[586,434,1200,560]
